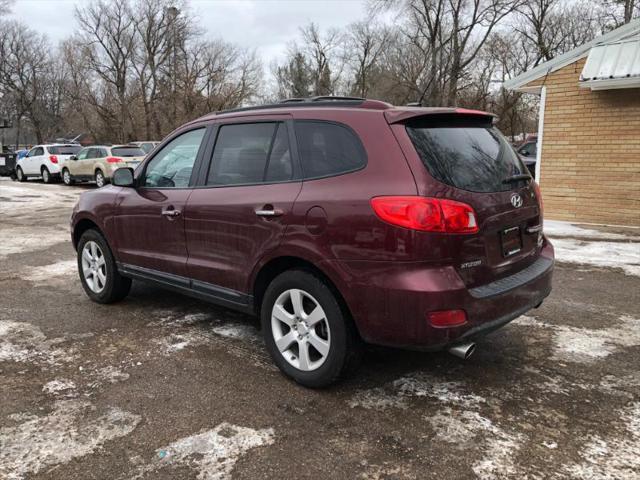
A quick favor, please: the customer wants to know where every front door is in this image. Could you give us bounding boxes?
[185,119,301,295]
[113,127,208,277]
[24,146,44,175]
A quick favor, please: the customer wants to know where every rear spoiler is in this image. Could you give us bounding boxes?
[384,107,495,124]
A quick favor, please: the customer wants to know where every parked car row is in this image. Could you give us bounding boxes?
[13,141,158,186]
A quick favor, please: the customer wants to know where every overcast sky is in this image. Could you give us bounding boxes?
[8,0,372,65]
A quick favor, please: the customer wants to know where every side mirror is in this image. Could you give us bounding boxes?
[69,155,77,161]
[112,167,135,187]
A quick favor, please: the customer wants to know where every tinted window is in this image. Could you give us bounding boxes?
[295,121,366,179]
[88,148,102,159]
[28,147,44,157]
[139,143,154,154]
[207,122,292,186]
[143,128,205,188]
[518,142,537,157]
[49,145,82,155]
[406,117,529,193]
[112,147,145,157]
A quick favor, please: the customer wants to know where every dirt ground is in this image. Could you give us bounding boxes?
[1,177,639,480]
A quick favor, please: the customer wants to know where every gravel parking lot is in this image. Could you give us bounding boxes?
[1,177,639,480]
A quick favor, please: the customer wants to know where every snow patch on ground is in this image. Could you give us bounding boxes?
[22,260,77,284]
[42,379,76,396]
[544,220,633,240]
[0,183,79,219]
[427,409,524,479]
[513,315,640,363]
[0,226,70,258]
[0,400,140,480]
[130,422,274,480]
[87,365,130,389]
[350,374,486,411]
[550,237,640,277]
[0,320,75,365]
[564,402,640,480]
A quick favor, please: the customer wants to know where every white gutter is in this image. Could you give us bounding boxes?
[535,86,546,183]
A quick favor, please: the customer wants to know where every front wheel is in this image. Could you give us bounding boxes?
[77,229,131,303]
[261,270,362,388]
[95,170,106,188]
[16,166,26,182]
[62,168,74,185]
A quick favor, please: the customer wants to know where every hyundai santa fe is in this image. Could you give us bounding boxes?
[70,97,553,387]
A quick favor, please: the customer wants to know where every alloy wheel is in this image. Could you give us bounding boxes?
[42,169,49,183]
[63,170,71,185]
[81,241,107,293]
[95,171,104,188]
[271,288,331,371]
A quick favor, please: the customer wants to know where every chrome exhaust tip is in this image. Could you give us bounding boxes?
[448,342,476,360]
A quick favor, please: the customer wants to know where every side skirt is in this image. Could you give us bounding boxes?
[116,262,255,315]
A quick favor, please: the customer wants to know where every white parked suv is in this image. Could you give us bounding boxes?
[16,144,83,183]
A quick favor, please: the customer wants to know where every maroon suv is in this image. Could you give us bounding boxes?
[71,97,553,387]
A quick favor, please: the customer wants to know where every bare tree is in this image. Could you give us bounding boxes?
[75,0,137,142]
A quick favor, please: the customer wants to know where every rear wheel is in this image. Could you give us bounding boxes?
[41,167,51,184]
[95,169,106,188]
[261,269,362,388]
[16,166,26,182]
[62,168,74,185]
[77,229,131,303]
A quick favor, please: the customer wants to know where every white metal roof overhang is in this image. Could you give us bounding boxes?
[580,35,640,90]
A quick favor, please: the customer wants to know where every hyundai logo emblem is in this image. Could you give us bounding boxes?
[510,193,523,208]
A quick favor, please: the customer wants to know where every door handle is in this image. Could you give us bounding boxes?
[255,206,284,217]
[162,207,181,218]
[526,224,542,234]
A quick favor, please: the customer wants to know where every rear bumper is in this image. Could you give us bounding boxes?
[327,242,554,350]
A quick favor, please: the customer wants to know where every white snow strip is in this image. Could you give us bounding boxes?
[42,379,76,396]
[350,374,486,410]
[0,400,141,480]
[544,220,634,240]
[0,226,70,258]
[130,422,274,480]
[0,320,75,365]
[550,237,640,276]
[0,183,79,218]
[564,402,640,480]
[22,260,77,283]
[513,315,640,363]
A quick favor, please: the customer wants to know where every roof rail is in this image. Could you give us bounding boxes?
[217,96,387,115]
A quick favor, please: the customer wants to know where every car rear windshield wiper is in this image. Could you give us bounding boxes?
[502,173,531,184]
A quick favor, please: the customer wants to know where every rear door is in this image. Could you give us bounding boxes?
[392,113,543,287]
[113,126,209,277]
[184,116,302,296]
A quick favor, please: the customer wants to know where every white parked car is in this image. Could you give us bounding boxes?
[15,144,83,183]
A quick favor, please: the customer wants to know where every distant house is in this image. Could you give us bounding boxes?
[505,20,640,226]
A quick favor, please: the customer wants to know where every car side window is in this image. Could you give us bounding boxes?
[27,148,38,157]
[77,148,90,160]
[295,121,366,179]
[143,128,205,188]
[207,122,293,186]
[28,147,43,157]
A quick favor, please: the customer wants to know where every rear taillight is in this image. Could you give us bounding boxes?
[428,310,467,328]
[370,196,479,234]
[106,157,122,164]
[533,181,543,218]
[49,155,58,164]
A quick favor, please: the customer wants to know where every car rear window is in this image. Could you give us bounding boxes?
[111,147,145,157]
[295,121,366,179]
[406,116,529,193]
[49,145,82,155]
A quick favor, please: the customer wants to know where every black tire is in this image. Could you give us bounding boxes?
[95,169,106,188]
[16,166,26,182]
[77,229,131,304]
[41,166,52,184]
[261,269,362,388]
[62,168,75,185]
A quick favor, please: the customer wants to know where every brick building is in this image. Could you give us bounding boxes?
[504,20,640,226]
